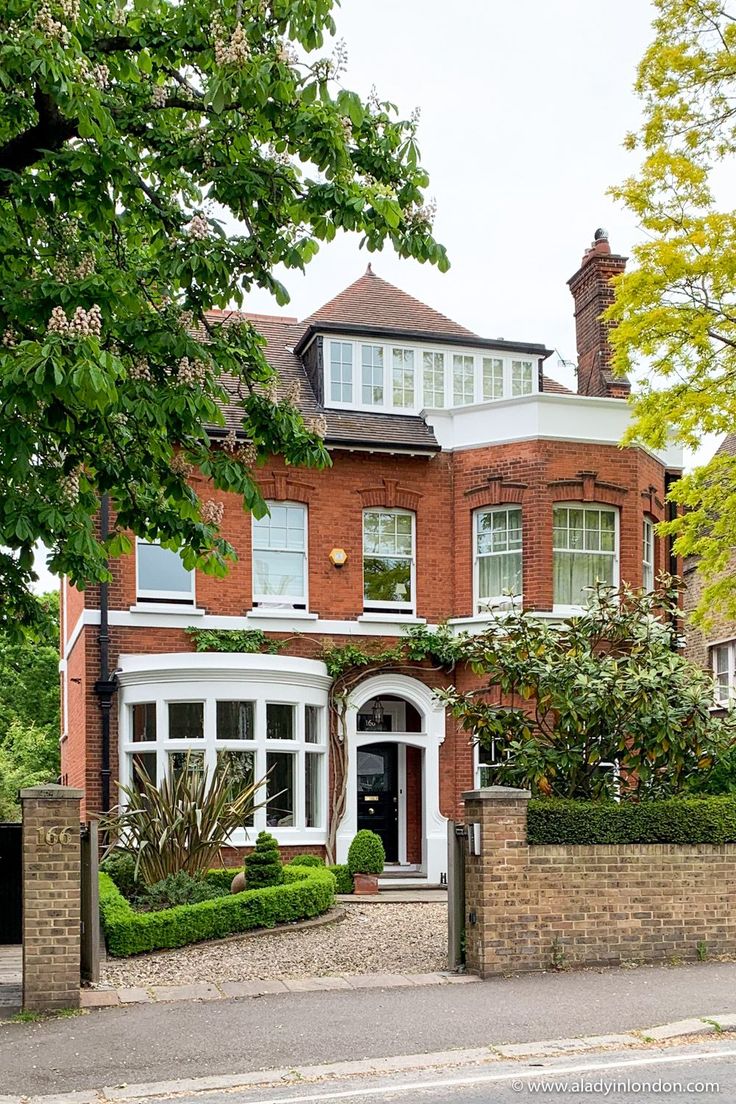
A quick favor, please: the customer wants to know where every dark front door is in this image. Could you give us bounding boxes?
[357,743,399,862]
[0,823,22,944]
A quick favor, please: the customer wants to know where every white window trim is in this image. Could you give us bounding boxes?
[323,336,538,415]
[135,538,196,605]
[118,658,330,845]
[362,507,416,615]
[552,503,620,616]
[642,516,655,591]
[712,640,736,708]
[252,501,309,611]
[473,506,523,614]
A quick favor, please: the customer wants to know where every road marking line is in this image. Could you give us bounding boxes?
[217,1047,736,1104]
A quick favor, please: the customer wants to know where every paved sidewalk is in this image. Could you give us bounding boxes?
[0,945,22,1016]
[2,960,736,1097]
[81,969,477,1008]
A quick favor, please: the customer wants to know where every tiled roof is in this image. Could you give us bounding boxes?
[204,309,440,452]
[717,432,736,457]
[299,266,477,339]
[541,374,573,395]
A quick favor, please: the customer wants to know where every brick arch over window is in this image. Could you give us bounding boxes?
[464,476,528,509]
[358,477,423,512]
[547,470,627,508]
[258,474,315,503]
[641,484,665,522]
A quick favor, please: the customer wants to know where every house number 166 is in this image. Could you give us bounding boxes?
[36,826,74,846]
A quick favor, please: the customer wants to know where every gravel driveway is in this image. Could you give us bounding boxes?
[101,902,448,987]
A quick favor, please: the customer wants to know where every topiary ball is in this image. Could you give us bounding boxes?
[347,829,385,875]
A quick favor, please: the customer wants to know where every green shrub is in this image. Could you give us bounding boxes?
[527,796,736,845]
[100,850,138,898]
[245,830,283,888]
[327,863,353,894]
[203,868,238,892]
[287,853,324,867]
[132,871,229,912]
[347,829,385,875]
[99,865,336,957]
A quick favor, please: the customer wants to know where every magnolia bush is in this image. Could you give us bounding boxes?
[441,581,736,799]
[0,0,448,630]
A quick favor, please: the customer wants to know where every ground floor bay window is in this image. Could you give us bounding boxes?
[117,653,331,847]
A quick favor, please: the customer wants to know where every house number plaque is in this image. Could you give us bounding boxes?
[36,825,76,847]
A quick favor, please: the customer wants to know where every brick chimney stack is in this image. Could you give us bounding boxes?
[567,229,630,399]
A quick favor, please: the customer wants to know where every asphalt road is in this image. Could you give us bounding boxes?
[2,961,736,1097]
[168,1042,736,1104]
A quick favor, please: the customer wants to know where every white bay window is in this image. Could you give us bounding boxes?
[324,338,539,414]
[119,655,330,844]
[553,504,618,608]
[475,506,522,611]
[713,642,736,707]
[252,502,307,609]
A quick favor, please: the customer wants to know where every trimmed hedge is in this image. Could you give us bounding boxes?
[327,863,353,894]
[100,864,336,957]
[347,829,385,874]
[528,796,736,846]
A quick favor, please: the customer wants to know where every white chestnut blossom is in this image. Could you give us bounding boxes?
[306,413,327,438]
[150,84,168,108]
[170,452,193,477]
[2,329,18,348]
[69,305,102,336]
[60,467,82,504]
[187,214,210,240]
[177,356,208,384]
[213,16,250,67]
[33,3,71,44]
[47,306,70,334]
[201,499,224,526]
[128,358,152,382]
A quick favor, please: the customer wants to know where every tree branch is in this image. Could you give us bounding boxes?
[0,87,77,198]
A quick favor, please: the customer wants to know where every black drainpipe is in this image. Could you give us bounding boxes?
[93,494,117,814]
[664,471,680,645]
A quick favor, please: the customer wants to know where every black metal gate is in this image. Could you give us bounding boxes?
[0,823,22,944]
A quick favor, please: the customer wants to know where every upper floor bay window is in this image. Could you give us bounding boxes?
[642,517,655,591]
[363,508,415,613]
[474,506,522,611]
[329,341,353,403]
[252,502,307,609]
[121,692,328,837]
[552,505,618,608]
[482,357,504,400]
[392,348,415,407]
[323,338,539,413]
[423,351,445,407]
[136,540,194,605]
[361,344,384,405]
[713,641,736,707]
[511,359,534,396]
[453,354,475,405]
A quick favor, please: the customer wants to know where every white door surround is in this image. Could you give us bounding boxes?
[336,673,447,884]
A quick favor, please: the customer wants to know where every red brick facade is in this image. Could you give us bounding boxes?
[60,237,682,878]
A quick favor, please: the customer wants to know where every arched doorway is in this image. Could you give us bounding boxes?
[336,674,447,884]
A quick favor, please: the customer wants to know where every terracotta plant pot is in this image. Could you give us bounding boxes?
[231,871,246,894]
[352,872,379,895]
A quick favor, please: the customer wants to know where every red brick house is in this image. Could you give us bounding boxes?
[60,231,683,884]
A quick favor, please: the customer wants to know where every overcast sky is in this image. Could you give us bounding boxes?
[245,0,657,388]
[34,0,710,593]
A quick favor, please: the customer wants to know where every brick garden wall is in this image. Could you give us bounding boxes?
[463,788,736,978]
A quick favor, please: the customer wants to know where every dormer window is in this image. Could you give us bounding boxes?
[361,345,384,405]
[323,338,539,414]
[392,348,415,407]
[329,341,353,403]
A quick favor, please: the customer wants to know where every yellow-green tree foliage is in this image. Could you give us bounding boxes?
[608,0,736,624]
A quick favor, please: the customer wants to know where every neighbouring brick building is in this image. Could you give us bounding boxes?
[60,231,683,884]
[683,432,736,711]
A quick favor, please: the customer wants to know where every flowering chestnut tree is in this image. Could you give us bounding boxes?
[0,0,447,630]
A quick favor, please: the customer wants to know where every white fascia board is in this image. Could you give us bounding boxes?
[79,609,437,638]
[425,393,684,469]
[116,651,331,689]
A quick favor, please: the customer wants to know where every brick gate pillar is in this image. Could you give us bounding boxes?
[462,786,531,978]
[20,784,84,1012]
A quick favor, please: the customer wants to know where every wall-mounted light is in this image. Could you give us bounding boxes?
[371,698,385,727]
[329,547,348,568]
